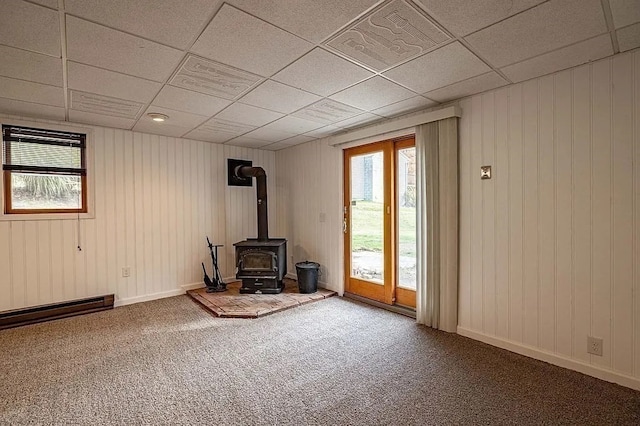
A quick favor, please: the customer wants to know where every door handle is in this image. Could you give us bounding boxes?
[343,218,347,234]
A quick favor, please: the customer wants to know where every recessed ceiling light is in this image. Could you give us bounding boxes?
[147,113,169,122]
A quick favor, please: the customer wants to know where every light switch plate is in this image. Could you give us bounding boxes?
[481,165,492,179]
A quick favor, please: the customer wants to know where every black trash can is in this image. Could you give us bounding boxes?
[295,261,320,294]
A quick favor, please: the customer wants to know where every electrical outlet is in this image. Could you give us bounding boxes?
[587,336,603,356]
[122,267,131,278]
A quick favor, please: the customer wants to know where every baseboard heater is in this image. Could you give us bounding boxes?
[0,294,114,330]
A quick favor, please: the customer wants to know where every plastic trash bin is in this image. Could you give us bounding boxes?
[295,261,320,293]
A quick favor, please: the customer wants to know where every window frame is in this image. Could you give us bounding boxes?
[0,119,94,221]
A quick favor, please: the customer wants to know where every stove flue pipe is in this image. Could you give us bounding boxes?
[235,165,269,241]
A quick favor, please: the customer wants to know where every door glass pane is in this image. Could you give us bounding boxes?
[397,147,416,290]
[350,151,384,284]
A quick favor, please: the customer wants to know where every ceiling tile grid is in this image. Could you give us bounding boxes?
[0,45,63,87]
[65,16,184,82]
[384,41,491,94]
[239,80,322,114]
[0,0,634,150]
[329,76,417,111]
[0,0,60,56]
[191,4,313,77]
[272,48,374,97]
[67,62,162,104]
[463,0,608,68]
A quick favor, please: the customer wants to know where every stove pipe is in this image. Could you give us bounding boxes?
[235,165,268,241]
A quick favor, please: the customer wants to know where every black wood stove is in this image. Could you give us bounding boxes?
[232,164,287,294]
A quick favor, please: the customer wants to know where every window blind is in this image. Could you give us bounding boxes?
[2,125,86,176]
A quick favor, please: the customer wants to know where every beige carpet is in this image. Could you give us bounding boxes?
[0,295,638,425]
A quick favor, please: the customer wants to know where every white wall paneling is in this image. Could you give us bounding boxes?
[457,50,640,386]
[0,114,275,310]
[274,49,640,388]
[275,139,343,292]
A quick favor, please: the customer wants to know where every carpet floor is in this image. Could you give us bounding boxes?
[0,295,638,425]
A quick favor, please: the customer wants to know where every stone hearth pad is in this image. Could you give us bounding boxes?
[187,278,336,318]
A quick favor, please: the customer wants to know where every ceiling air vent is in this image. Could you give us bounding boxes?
[70,90,144,119]
[324,0,450,71]
[170,55,262,100]
[293,99,363,124]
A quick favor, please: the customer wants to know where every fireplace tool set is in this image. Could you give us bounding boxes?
[202,237,226,293]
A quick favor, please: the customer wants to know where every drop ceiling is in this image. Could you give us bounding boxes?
[0,0,637,150]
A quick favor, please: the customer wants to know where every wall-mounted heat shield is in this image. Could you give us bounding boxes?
[227,158,253,186]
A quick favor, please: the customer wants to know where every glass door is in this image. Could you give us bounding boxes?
[343,137,415,308]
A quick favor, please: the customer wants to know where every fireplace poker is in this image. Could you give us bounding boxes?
[206,237,226,292]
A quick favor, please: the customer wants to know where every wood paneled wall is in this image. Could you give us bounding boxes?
[275,139,343,292]
[0,114,275,310]
[458,50,640,382]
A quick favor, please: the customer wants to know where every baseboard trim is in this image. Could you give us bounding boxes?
[181,282,205,291]
[457,326,640,391]
[115,289,186,307]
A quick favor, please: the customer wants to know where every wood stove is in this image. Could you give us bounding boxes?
[232,163,287,294]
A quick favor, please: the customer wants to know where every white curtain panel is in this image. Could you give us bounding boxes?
[415,118,458,332]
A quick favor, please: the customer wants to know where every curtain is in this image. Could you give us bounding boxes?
[415,118,458,332]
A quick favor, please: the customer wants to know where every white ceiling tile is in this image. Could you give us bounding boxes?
[384,42,490,93]
[141,106,208,129]
[70,91,144,119]
[609,0,640,29]
[226,0,379,43]
[371,95,437,117]
[326,0,451,71]
[239,80,321,114]
[330,76,416,111]
[185,117,257,143]
[0,97,65,121]
[29,0,58,8]
[277,134,317,145]
[272,48,373,96]
[169,55,262,100]
[425,72,508,102]
[225,137,274,148]
[242,126,297,142]
[617,22,640,52]
[69,110,136,130]
[191,4,313,76]
[0,76,64,106]
[152,86,231,116]
[0,0,59,55]
[464,0,607,67]
[183,129,236,144]
[263,116,325,134]
[293,99,363,123]
[0,45,62,87]
[214,103,283,127]
[304,124,342,138]
[67,62,161,103]
[66,16,184,82]
[334,113,383,129]
[132,121,191,137]
[65,0,220,49]
[262,136,316,150]
[501,34,613,83]
[197,118,257,137]
[415,0,545,36]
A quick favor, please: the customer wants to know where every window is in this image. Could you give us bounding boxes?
[2,124,87,214]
